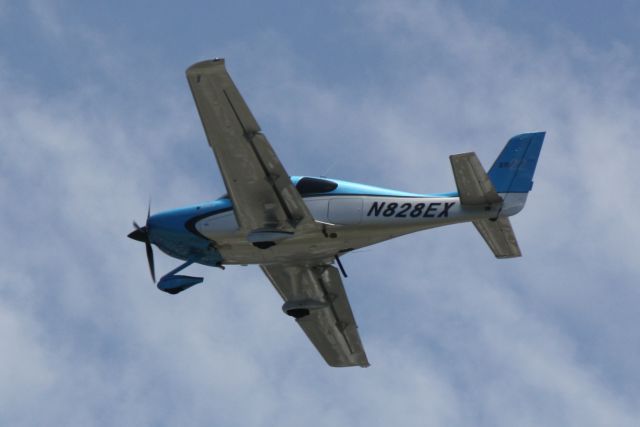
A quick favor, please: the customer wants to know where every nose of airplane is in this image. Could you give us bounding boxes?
[147,206,197,235]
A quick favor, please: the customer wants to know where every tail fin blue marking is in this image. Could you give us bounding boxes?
[488,132,545,193]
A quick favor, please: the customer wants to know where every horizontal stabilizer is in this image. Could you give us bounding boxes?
[450,152,502,206]
[473,217,521,258]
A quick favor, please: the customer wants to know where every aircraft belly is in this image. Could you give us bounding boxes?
[216,236,346,265]
[213,225,418,265]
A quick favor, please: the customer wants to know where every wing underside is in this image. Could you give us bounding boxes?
[186,59,315,233]
[261,263,369,367]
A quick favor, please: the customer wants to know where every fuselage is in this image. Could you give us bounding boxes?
[147,176,512,267]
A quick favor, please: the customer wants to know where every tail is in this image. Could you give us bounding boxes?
[449,132,545,258]
[488,132,545,192]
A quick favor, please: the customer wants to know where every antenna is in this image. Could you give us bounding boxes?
[321,158,341,178]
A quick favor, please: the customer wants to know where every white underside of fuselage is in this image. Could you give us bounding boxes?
[194,195,509,265]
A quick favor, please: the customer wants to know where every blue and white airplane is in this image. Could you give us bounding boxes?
[129,59,545,367]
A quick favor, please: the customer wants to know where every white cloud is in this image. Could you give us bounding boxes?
[0,302,55,416]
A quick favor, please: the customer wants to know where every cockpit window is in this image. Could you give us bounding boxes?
[295,177,338,195]
[217,193,229,200]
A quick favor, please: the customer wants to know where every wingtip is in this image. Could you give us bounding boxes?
[186,58,226,74]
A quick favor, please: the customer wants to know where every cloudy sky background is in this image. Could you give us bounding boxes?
[2,1,640,425]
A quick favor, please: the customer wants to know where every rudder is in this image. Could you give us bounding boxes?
[488,132,545,193]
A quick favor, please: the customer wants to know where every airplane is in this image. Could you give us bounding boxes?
[128,58,545,368]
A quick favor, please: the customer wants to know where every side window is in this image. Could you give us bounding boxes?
[295,177,338,196]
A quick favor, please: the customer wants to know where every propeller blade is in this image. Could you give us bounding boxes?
[130,200,155,282]
[145,238,156,283]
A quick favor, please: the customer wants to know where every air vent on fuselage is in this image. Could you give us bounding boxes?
[295,177,338,196]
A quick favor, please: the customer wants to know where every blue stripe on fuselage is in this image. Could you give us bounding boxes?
[290,176,457,198]
[149,199,232,234]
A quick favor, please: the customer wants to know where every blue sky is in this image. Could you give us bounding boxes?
[2,1,640,425]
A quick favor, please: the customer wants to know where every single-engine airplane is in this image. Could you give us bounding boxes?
[128,59,545,367]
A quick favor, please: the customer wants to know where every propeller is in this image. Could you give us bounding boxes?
[128,204,156,282]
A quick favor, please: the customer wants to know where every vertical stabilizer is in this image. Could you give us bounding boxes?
[487,132,545,193]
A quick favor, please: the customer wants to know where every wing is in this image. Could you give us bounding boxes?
[261,263,369,367]
[186,59,316,233]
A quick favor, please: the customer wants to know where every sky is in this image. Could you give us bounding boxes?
[2,0,640,425]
